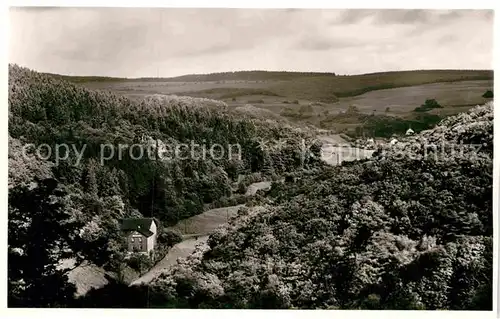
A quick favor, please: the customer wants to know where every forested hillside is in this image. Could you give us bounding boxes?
[7,64,321,306]
[138,103,492,310]
[7,64,493,309]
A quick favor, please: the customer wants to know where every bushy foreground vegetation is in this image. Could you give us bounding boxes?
[128,103,491,309]
[7,64,321,306]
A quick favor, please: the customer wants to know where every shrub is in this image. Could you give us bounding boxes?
[126,253,152,274]
[482,90,493,98]
[237,181,249,194]
[414,99,442,112]
[158,229,183,248]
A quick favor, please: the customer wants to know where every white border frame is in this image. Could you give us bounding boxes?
[1,1,498,318]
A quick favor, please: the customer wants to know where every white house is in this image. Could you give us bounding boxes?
[120,218,159,254]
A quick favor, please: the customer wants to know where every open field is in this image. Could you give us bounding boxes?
[168,205,245,235]
[336,80,493,115]
[269,69,492,102]
[165,181,272,235]
[69,69,492,103]
[225,79,493,115]
[69,70,493,137]
[80,80,272,98]
[74,71,493,114]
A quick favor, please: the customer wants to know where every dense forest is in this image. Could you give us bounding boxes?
[7,64,493,309]
[96,103,491,309]
[7,64,322,306]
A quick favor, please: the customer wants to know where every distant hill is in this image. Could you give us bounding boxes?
[44,69,493,103]
[40,73,128,83]
[270,69,494,102]
[145,70,337,82]
[43,70,337,83]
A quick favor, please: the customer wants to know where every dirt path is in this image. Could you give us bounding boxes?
[129,141,376,286]
[130,235,209,286]
[129,204,245,286]
[66,138,372,292]
[130,181,273,286]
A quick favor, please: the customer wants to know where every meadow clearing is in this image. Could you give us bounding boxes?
[75,71,493,138]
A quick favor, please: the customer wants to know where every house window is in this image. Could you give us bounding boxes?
[138,237,142,242]
[131,238,134,242]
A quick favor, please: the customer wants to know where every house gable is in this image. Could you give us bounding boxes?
[149,220,157,234]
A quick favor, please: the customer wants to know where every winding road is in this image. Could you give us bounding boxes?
[130,183,273,286]
[130,138,375,286]
[130,235,209,286]
[65,137,375,292]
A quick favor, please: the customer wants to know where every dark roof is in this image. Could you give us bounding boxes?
[120,218,156,237]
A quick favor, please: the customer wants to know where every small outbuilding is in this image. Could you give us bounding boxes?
[406,128,415,135]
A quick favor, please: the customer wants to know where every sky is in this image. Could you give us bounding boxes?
[9,8,494,78]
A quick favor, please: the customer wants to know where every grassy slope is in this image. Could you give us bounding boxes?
[46,69,494,137]
[335,80,493,114]
[270,69,493,102]
[173,88,281,99]
[54,69,493,100]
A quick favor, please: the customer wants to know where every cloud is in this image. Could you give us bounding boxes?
[331,9,433,25]
[294,36,365,51]
[375,9,433,24]
[438,34,459,45]
[9,8,493,77]
[176,43,239,57]
[332,9,490,26]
